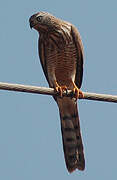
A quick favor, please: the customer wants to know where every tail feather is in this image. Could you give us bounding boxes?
[56,97,85,173]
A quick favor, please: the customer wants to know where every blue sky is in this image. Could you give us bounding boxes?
[0,0,117,179]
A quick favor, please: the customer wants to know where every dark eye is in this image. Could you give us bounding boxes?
[37,16,42,22]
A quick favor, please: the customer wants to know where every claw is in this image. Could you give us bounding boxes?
[65,88,68,95]
[72,82,84,99]
[54,81,68,97]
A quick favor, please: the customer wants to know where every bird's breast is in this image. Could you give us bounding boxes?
[46,39,77,89]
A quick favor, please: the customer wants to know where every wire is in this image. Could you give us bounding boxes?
[0,82,117,103]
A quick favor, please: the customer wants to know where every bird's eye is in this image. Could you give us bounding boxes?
[37,16,42,22]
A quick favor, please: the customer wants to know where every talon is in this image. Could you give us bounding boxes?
[79,89,84,98]
[54,81,68,97]
[72,82,84,99]
[65,88,68,95]
[73,87,79,99]
[55,86,62,97]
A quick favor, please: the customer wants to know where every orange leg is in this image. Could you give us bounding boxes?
[72,82,84,99]
[54,81,67,97]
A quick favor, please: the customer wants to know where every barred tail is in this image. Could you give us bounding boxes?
[56,97,85,173]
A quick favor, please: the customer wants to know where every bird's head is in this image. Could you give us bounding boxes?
[29,12,60,33]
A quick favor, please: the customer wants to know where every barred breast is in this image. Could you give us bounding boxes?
[46,39,77,89]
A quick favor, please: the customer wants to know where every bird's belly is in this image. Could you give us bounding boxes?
[46,42,77,89]
[55,54,76,87]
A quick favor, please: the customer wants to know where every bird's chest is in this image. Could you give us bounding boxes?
[46,40,77,86]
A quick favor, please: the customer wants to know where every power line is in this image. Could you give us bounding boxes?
[0,81,116,103]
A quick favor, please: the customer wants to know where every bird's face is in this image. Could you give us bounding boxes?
[29,12,60,33]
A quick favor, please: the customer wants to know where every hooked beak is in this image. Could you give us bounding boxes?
[29,19,39,30]
[29,14,40,30]
[29,15,37,29]
[29,20,34,29]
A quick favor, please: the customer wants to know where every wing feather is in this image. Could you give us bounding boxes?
[71,25,84,88]
[38,38,51,86]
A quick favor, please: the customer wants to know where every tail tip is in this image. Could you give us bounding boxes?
[67,164,85,173]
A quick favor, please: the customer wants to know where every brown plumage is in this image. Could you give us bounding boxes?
[29,12,85,173]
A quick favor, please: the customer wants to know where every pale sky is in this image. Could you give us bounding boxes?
[0,0,117,179]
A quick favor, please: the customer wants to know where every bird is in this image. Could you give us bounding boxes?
[29,12,85,173]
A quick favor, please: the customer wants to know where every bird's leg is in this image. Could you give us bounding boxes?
[54,81,67,97]
[72,81,84,99]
